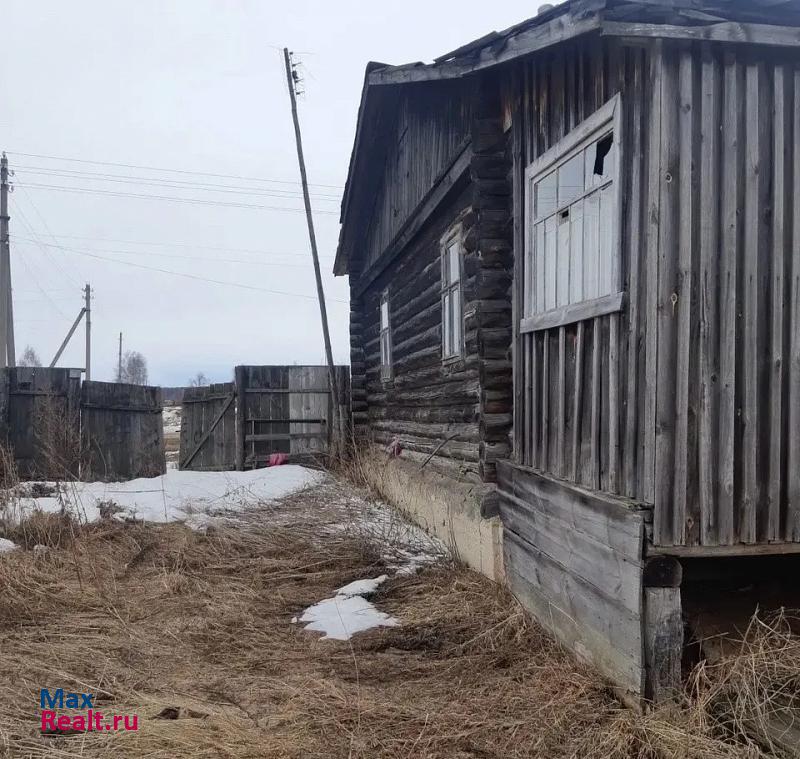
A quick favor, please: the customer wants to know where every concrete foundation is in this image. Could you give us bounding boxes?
[360,448,504,581]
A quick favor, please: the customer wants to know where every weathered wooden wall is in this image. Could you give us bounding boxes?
[497,460,647,697]
[512,39,653,503]
[81,381,165,480]
[650,42,800,547]
[179,382,236,471]
[360,81,474,271]
[351,74,514,483]
[2,367,82,479]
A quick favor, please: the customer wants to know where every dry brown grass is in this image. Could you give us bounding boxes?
[0,478,797,758]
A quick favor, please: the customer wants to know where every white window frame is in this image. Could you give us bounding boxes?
[380,289,392,381]
[440,225,464,362]
[521,94,624,334]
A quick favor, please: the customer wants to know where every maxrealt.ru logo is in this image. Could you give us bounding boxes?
[40,689,138,733]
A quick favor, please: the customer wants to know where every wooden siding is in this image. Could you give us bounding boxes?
[497,460,647,697]
[652,43,800,547]
[361,81,473,271]
[512,39,655,503]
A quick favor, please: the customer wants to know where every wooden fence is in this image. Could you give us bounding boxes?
[0,368,165,481]
[81,381,165,480]
[178,365,349,472]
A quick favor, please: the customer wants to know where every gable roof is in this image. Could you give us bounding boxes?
[335,0,800,276]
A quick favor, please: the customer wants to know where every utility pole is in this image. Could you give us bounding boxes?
[283,48,345,451]
[118,332,123,381]
[84,283,91,380]
[0,153,13,368]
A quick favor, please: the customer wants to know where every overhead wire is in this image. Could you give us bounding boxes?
[6,150,344,189]
[17,181,340,214]
[13,230,335,260]
[14,165,342,202]
[47,242,347,303]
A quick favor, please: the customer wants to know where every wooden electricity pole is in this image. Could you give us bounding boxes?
[84,283,91,380]
[118,332,123,381]
[0,153,14,368]
[283,48,345,450]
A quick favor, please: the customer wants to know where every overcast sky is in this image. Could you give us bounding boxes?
[1,0,536,385]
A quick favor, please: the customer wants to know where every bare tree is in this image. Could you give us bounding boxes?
[188,372,208,387]
[117,350,148,385]
[18,345,42,367]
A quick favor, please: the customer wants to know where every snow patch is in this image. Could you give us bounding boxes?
[0,538,17,553]
[10,466,325,527]
[295,574,396,641]
[297,594,397,641]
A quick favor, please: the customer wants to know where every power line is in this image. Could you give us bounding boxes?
[13,230,335,259]
[6,150,344,190]
[13,238,318,269]
[51,243,347,303]
[14,166,342,202]
[17,181,340,214]
[12,187,85,286]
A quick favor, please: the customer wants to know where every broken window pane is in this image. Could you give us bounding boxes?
[585,132,614,189]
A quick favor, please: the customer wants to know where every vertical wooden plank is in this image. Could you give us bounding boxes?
[557,326,566,477]
[572,321,585,481]
[608,313,620,494]
[624,49,644,500]
[590,317,601,490]
[541,333,550,470]
[654,47,679,546]
[512,65,525,465]
[643,42,664,507]
[718,53,742,546]
[672,48,696,545]
[524,333,532,467]
[644,587,683,702]
[741,62,769,544]
[234,365,245,470]
[768,65,789,543]
[531,333,539,468]
[788,67,800,543]
[698,46,721,545]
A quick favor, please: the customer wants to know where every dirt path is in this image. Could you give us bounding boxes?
[0,474,795,758]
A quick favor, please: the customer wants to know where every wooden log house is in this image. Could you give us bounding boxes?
[335,0,800,700]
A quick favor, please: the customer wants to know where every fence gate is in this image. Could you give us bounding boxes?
[234,365,346,470]
[81,381,165,480]
[179,382,236,471]
[0,367,82,478]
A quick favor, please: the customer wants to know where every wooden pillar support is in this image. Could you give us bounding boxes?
[644,555,683,702]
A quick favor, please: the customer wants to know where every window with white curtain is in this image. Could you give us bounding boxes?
[380,290,392,381]
[523,96,623,331]
[441,227,463,360]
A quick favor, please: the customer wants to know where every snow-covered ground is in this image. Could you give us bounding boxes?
[7,466,325,528]
[162,405,182,435]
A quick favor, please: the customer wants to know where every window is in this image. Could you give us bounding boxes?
[441,228,463,360]
[523,96,623,331]
[380,290,392,381]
